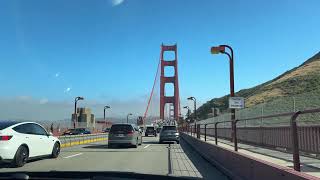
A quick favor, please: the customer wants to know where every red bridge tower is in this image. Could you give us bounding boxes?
[160,44,180,121]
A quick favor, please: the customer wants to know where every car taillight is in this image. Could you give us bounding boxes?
[0,135,13,141]
[127,130,134,135]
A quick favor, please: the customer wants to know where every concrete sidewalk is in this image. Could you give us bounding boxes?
[186,132,320,178]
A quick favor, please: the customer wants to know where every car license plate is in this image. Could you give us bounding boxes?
[116,134,124,137]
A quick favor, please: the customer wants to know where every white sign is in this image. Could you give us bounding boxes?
[229,97,245,109]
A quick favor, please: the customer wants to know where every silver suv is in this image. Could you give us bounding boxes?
[159,125,179,144]
[108,124,142,148]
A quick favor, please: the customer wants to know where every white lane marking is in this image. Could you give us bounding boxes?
[63,153,83,159]
[144,144,151,149]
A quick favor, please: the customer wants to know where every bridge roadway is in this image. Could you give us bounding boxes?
[0,136,228,179]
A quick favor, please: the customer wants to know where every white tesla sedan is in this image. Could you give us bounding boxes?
[0,121,61,167]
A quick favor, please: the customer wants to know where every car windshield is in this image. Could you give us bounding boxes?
[1,0,320,179]
[110,125,132,132]
[162,126,177,131]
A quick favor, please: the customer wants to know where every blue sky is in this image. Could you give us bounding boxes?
[0,0,319,120]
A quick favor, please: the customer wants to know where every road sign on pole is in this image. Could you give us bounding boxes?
[229,97,245,109]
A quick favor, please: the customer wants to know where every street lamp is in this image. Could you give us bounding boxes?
[187,97,198,138]
[127,113,133,124]
[74,96,84,129]
[183,106,190,122]
[104,106,110,127]
[211,44,237,150]
[187,97,197,122]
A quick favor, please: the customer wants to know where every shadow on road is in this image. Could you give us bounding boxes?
[0,158,47,169]
[62,150,148,153]
[179,139,229,180]
[83,144,138,149]
[0,162,12,169]
[83,144,109,149]
[142,141,162,144]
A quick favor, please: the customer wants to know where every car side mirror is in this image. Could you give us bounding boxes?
[48,132,53,136]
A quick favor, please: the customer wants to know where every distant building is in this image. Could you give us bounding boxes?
[137,116,143,126]
[72,107,95,128]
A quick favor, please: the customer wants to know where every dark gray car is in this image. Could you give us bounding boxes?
[108,124,142,148]
[159,125,179,144]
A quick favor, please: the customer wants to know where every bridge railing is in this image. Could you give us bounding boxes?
[180,108,320,172]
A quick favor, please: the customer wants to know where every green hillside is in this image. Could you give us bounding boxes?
[197,52,320,120]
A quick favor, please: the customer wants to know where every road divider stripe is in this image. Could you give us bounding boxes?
[144,144,151,149]
[63,153,83,159]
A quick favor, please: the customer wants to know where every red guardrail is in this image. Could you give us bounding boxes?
[180,108,320,172]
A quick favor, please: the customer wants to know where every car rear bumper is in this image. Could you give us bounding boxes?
[108,139,135,145]
[145,133,155,136]
[0,145,17,160]
[160,136,179,142]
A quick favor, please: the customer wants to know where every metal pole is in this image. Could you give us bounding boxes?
[194,99,197,121]
[197,124,200,139]
[194,99,199,138]
[229,46,235,144]
[234,120,238,151]
[191,125,193,136]
[205,124,207,141]
[74,98,78,129]
[261,103,264,127]
[293,97,296,112]
[215,122,218,145]
[291,112,301,171]
[104,106,110,128]
[104,108,106,127]
[222,45,235,143]
[127,114,131,124]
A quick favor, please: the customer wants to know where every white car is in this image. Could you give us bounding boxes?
[0,121,61,167]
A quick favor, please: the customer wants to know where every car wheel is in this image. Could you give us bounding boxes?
[51,142,60,158]
[176,141,180,144]
[133,139,138,148]
[145,134,148,137]
[12,146,29,167]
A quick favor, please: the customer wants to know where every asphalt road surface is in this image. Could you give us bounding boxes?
[0,136,228,179]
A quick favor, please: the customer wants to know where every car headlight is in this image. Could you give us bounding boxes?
[175,133,179,136]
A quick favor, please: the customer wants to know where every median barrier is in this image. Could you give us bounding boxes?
[58,133,108,148]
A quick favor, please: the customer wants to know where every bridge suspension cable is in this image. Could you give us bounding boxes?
[143,51,161,125]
